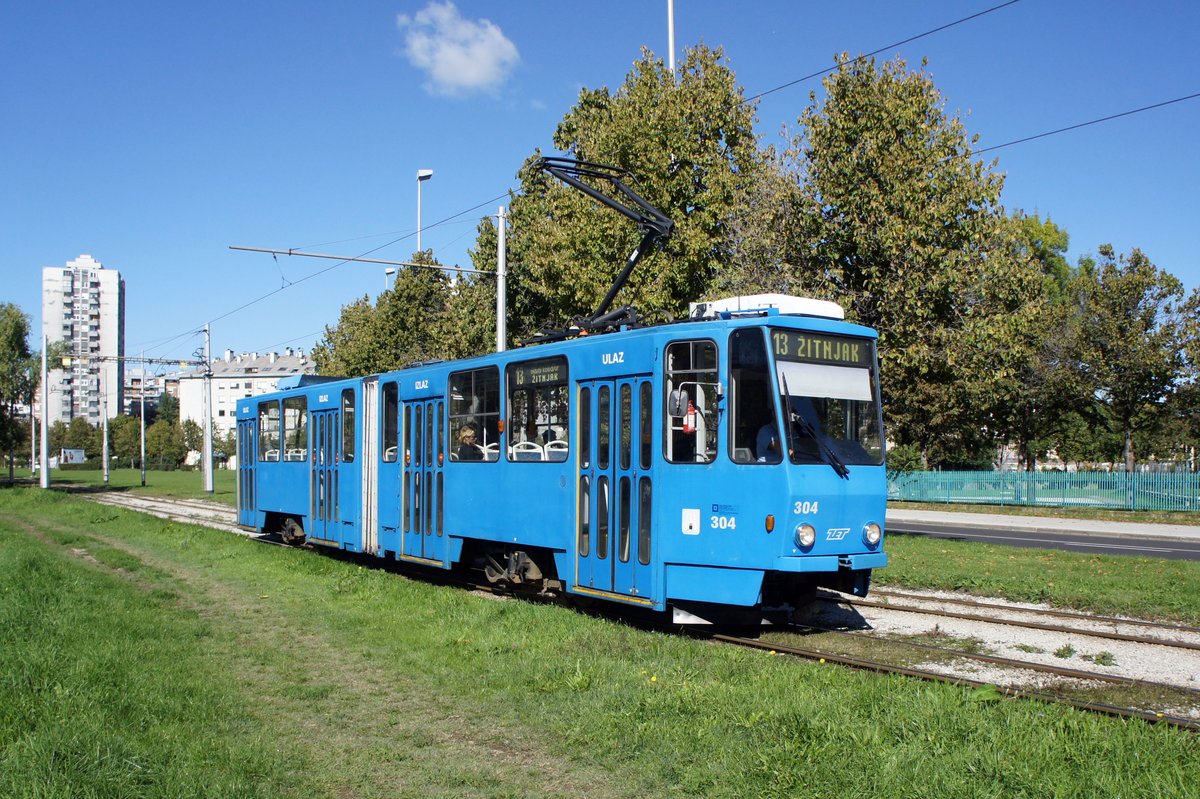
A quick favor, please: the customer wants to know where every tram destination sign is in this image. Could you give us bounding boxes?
[770,330,871,367]
[510,357,567,388]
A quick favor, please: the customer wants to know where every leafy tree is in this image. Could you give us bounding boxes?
[48,420,67,456]
[491,45,770,338]
[181,418,205,454]
[311,295,379,376]
[313,251,453,375]
[64,416,98,459]
[146,419,186,468]
[216,429,237,460]
[992,213,1093,470]
[109,414,142,465]
[789,54,1041,466]
[156,393,179,427]
[1078,245,1188,471]
[0,303,34,479]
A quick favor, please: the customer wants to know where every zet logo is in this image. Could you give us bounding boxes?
[825,528,850,541]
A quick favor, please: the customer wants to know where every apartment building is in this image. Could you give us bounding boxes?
[177,349,315,438]
[41,254,125,426]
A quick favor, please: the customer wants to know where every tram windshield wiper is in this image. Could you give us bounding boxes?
[779,374,850,480]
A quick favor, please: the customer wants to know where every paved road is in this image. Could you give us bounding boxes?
[886,508,1200,561]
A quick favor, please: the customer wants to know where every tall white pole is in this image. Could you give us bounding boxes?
[140,350,146,486]
[101,374,109,486]
[416,169,433,254]
[29,396,35,473]
[667,0,676,81]
[496,206,507,353]
[39,333,49,488]
[203,323,213,494]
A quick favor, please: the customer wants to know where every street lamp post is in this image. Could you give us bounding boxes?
[416,168,433,253]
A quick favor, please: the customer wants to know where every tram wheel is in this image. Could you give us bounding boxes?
[280,517,305,546]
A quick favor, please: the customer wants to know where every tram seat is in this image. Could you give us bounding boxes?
[383,446,397,461]
[482,443,499,461]
[285,449,306,462]
[733,447,753,464]
[512,441,544,461]
[263,449,280,461]
[545,440,568,461]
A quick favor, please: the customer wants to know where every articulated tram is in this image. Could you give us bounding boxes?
[235,294,887,623]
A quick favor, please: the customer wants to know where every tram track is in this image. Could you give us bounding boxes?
[822,591,1200,652]
[68,489,1200,731]
[701,631,1200,732]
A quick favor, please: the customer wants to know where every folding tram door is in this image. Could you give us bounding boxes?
[401,396,446,565]
[576,376,654,601]
[236,418,256,527]
[308,407,340,545]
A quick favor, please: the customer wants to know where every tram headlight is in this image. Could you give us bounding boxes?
[863,522,882,547]
[794,523,816,549]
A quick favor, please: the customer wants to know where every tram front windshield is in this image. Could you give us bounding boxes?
[770,329,883,467]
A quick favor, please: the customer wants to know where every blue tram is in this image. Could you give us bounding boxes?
[235,294,887,623]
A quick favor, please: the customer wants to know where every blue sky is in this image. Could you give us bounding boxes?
[3,1,1198,368]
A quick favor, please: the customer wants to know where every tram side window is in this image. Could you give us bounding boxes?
[341,388,356,462]
[664,339,719,463]
[282,396,307,461]
[729,329,779,464]
[258,401,280,461]
[381,382,398,462]
[506,356,569,462]
[448,367,500,462]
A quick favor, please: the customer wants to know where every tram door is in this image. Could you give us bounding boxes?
[401,398,446,564]
[309,408,340,545]
[236,418,256,527]
[576,377,654,598]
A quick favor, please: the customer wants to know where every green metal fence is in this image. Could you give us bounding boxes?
[887,470,1200,512]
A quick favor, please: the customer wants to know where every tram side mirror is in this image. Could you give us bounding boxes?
[668,388,688,418]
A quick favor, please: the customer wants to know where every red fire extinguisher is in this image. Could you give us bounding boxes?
[683,400,697,434]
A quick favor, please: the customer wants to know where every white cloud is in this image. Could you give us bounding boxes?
[396,2,519,98]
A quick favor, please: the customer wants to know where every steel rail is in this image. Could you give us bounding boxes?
[782,618,1200,695]
[700,632,1200,732]
[868,587,1200,635]
[829,595,1200,651]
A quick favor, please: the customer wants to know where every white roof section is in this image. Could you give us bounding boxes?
[689,293,845,320]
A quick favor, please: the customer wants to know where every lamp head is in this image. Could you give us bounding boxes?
[416,169,434,181]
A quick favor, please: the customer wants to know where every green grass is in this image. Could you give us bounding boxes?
[6,467,236,505]
[881,533,1200,624]
[2,487,1198,798]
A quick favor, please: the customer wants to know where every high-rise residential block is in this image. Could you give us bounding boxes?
[42,254,125,426]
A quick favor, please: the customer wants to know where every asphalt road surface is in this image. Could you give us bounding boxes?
[886,521,1200,561]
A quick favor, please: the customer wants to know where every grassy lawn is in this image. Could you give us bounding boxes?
[7,467,236,505]
[2,486,1197,798]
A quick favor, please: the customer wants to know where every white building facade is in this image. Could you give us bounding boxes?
[42,254,125,426]
[178,349,315,439]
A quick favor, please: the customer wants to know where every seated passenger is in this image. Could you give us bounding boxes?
[457,423,484,461]
[756,422,783,463]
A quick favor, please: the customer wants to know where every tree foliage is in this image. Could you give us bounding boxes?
[493,45,770,338]
[0,304,35,474]
[311,250,486,376]
[1078,245,1189,471]
[146,419,186,467]
[789,55,1041,465]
